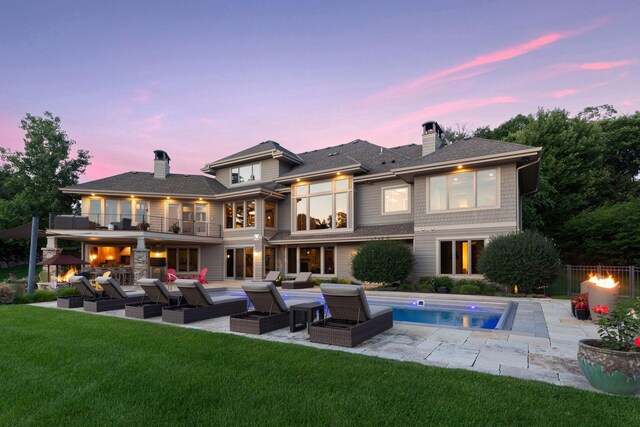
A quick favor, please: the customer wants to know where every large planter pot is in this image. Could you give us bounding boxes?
[576,309,590,320]
[577,339,640,395]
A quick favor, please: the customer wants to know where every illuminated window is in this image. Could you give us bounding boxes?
[224,200,256,229]
[428,169,498,211]
[382,186,410,213]
[231,163,261,184]
[439,240,485,275]
[293,178,351,232]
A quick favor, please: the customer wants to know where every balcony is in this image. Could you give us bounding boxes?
[49,213,222,238]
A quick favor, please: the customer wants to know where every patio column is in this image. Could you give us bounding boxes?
[41,237,62,281]
[132,237,149,286]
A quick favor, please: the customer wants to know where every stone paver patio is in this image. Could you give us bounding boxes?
[34,286,603,393]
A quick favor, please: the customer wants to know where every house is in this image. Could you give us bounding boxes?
[45,121,541,285]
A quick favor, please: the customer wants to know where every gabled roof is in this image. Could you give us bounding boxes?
[398,138,538,169]
[61,172,227,198]
[202,140,303,171]
[276,139,421,181]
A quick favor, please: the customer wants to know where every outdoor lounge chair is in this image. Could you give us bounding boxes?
[57,275,102,308]
[83,276,147,313]
[125,279,183,319]
[263,270,281,285]
[308,284,393,347]
[281,272,313,289]
[230,281,299,334]
[162,279,247,324]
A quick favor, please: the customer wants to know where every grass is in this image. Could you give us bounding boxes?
[0,265,41,282]
[1,306,638,426]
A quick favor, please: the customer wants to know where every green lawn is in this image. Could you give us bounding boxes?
[1,306,638,426]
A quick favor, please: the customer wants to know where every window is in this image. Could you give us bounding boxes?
[439,239,485,275]
[287,246,336,275]
[89,199,101,223]
[120,200,132,219]
[105,199,118,223]
[231,163,261,184]
[293,178,351,232]
[135,201,149,223]
[383,186,410,213]
[224,200,256,229]
[167,247,199,273]
[265,202,276,228]
[428,169,498,211]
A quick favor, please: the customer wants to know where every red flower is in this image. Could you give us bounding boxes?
[575,302,588,310]
[635,337,640,348]
[601,305,609,315]
[593,305,610,315]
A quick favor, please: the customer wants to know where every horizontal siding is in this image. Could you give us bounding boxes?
[413,225,516,278]
[414,164,517,227]
[355,179,414,226]
[277,195,291,231]
[200,244,224,281]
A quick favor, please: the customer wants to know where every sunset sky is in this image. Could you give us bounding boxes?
[1,0,639,182]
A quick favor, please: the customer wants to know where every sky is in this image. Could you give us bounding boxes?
[0,0,639,182]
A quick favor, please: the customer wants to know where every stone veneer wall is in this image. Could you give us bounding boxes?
[41,248,62,280]
[133,249,150,285]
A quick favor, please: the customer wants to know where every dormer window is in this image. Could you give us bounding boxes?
[231,163,261,185]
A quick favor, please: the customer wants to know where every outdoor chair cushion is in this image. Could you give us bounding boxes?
[96,276,144,299]
[138,278,178,305]
[320,283,375,321]
[69,275,99,297]
[242,281,288,312]
[175,279,214,306]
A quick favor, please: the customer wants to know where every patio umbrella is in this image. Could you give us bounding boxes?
[37,254,89,282]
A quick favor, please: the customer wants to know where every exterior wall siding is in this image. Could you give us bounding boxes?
[199,244,224,281]
[414,164,517,228]
[413,225,516,278]
[355,179,414,226]
[277,195,291,232]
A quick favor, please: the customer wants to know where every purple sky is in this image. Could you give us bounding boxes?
[1,1,639,182]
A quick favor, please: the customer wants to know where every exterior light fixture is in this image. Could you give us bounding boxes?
[91,193,96,196]
[457,165,463,169]
[296,178,301,182]
[253,233,261,240]
[166,196,170,200]
[130,195,135,198]
[199,197,203,201]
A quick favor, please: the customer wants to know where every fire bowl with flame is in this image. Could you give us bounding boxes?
[582,274,620,322]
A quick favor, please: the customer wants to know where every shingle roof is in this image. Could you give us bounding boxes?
[278,140,420,178]
[217,182,287,195]
[63,172,227,196]
[269,222,414,243]
[398,138,537,169]
[212,140,302,164]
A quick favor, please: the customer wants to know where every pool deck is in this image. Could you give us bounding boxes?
[34,282,602,393]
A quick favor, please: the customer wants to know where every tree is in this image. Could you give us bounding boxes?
[478,231,561,294]
[443,123,473,142]
[351,240,413,285]
[0,112,91,230]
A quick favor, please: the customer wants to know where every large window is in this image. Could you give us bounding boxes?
[382,185,410,213]
[224,200,256,229]
[287,246,335,275]
[86,197,149,226]
[428,169,498,212]
[439,239,485,275]
[265,202,276,228]
[231,163,261,184]
[167,247,199,273]
[293,178,351,232]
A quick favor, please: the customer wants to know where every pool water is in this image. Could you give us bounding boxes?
[226,290,508,330]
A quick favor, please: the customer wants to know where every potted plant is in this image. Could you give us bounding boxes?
[577,301,640,395]
[138,221,150,231]
[572,293,589,319]
[169,222,181,234]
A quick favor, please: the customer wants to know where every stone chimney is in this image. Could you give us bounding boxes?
[153,150,171,179]
[422,121,445,156]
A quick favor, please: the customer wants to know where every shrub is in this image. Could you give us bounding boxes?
[478,230,561,294]
[0,285,16,304]
[351,240,413,285]
[14,289,58,304]
[420,276,454,292]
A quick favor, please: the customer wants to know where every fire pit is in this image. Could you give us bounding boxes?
[583,274,619,322]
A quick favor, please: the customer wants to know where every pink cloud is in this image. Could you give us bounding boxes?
[133,81,159,103]
[549,89,579,98]
[577,60,635,70]
[373,96,520,133]
[368,20,607,103]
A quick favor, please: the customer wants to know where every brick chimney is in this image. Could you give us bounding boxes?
[422,121,445,156]
[153,150,171,179]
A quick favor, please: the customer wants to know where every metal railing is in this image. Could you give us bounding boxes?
[548,265,638,298]
[49,213,221,238]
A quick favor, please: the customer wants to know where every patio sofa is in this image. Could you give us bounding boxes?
[58,276,102,308]
[162,279,247,324]
[309,284,393,347]
[281,272,313,289]
[230,281,304,335]
[125,279,182,319]
[83,276,148,313]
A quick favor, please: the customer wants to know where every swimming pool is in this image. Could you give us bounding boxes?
[222,289,514,331]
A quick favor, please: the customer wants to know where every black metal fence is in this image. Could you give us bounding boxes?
[49,213,221,238]
[548,265,639,298]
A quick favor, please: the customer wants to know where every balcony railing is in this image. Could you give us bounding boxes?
[49,213,221,238]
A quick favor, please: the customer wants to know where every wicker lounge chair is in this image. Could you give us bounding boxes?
[281,272,313,289]
[230,281,295,334]
[83,276,147,313]
[309,284,393,347]
[162,279,247,324]
[57,275,102,308]
[263,270,281,285]
[125,279,183,319]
